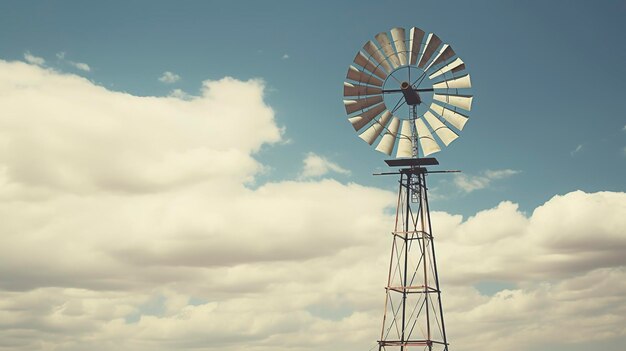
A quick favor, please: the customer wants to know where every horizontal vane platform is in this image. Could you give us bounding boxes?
[385,157,439,167]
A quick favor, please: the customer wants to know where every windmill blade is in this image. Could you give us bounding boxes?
[390,27,407,66]
[451,63,466,74]
[433,93,473,111]
[375,117,400,155]
[415,118,441,156]
[418,33,442,68]
[428,57,464,79]
[423,44,449,72]
[396,120,414,158]
[432,74,472,89]
[363,40,393,73]
[430,102,469,130]
[409,27,425,65]
[346,66,384,87]
[354,51,388,80]
[359,110,392,145]
[375,32,400,69]
[429,46,456,69]
[343,82,383,97]
[344,95,384,114]
[348,103,386,131]
[423,111,459,146]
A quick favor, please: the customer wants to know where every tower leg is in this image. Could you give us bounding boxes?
[378,168,449,351]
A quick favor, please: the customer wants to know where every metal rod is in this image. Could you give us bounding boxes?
[401,173,411,351]
[424,173,449,351]
[383,88,434,93]
[418,173,432,350]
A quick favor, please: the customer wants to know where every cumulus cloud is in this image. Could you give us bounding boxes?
[0,59,625,351]
[299,152,350,179]
[454,168,519,192]
[159,71,181,83]
[169,88,191,99]
[24,51,45,65]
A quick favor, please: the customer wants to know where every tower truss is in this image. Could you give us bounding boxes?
[379,163,448,351]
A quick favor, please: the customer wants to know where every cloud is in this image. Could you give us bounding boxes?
[70,61,91,72]
[0,59,625,351]
[169,88,191,99]
[159,71,181,83]
[299,152,351,179]
[282,54,290,60]
[55,52,91,72]
[23,51,45,66]
[454,169,519,193]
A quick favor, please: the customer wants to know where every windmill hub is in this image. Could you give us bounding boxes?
[400,81,422,105]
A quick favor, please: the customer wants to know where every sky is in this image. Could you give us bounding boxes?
[0,1,625,351]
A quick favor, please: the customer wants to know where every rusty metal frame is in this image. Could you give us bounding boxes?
[378,166,449,351]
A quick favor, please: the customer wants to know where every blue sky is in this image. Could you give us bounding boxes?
[2,1,624,215]
[0,1,625,351]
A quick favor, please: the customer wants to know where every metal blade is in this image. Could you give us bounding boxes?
[423,44,449,72]
[430,45,456,69]
[430,102,469,130]
[363,40,393,73]
[390,27,408,66]
[375,32,400,69]
[396,120,413,158]
[433,93,473,111]
[346,65,384,87]
[415,118,441,156]
[409,27,425,65]
[423,111,459,146]
[375,117,400,156]
[354,51,388,80]
[343,82,382,97]
[418,33,442,68]
[428,57,464,79]
[432,74,472,89]
[348,102,386,131]
[359,110,392,145]
[451,63,466,74]
[344,95,384,114]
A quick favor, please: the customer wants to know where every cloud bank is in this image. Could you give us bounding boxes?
[0,59,624,351]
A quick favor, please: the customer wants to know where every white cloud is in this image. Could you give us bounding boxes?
[454,168,520,192]
[23,51,45,66]
[299,152,351,179]
[70,61,91,72]
[0,59,625,351]
[169,88,191,99]
[282,54,290,60]
[571,144,583,156]
[55,52,91,72]
[159,71,181,83]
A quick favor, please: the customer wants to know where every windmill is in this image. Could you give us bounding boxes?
[343,27,473,351]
